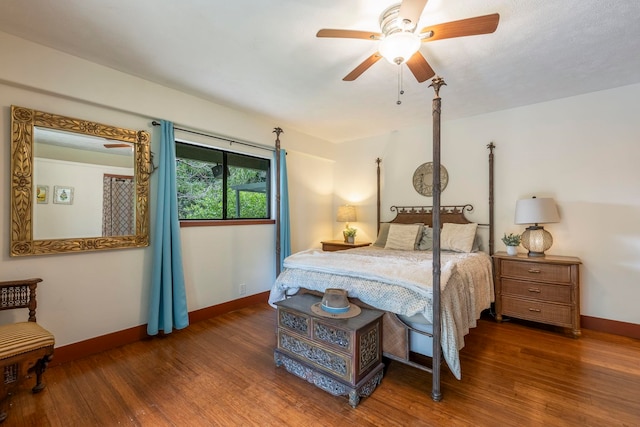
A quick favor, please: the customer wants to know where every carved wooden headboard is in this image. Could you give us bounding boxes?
[387,205,474,227]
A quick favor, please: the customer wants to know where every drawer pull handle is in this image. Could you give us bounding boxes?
[527,288,541,293]
[528,269,541,274]
[528,308,541,313]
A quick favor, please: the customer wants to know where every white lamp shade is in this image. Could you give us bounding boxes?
[379,32,421,64]
[336,205,357,223]
[514,197,559,225]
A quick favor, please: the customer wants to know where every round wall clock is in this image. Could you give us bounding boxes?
[412,162,449,197]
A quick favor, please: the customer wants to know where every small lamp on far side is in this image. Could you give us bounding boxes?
[336,205,357,243]
[514,197,560,257]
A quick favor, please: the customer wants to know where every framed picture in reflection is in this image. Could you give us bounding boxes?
[36,185,49,204]
[53,186,74,205]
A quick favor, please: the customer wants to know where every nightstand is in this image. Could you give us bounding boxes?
[274,293,384,407]
[492,252,582,337]
[321,240,371,252]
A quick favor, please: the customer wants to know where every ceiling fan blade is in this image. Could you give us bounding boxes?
[399,0,429,29]
[405,51,435,83]
[104,143,131,149]
[316,29,381,41]
[343,53,383,81]
[420,13,500,42]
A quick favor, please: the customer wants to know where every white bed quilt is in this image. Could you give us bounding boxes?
[268,246,494,380]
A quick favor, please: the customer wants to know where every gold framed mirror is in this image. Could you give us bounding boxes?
[10,105,152,256]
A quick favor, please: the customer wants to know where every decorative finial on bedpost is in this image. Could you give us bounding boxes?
[487,141,495,153]
[429,76,446,98]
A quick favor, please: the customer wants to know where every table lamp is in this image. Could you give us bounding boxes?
[514,196,560,257]
[336,205,357,243]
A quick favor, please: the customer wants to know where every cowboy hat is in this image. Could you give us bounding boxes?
[311,288,361,319]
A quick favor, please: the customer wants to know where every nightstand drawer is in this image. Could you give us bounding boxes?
[502,296,572,327]
[321,240,371,252]
[501,260,572,283]
[322,242,351,252]
[501,279,572,303]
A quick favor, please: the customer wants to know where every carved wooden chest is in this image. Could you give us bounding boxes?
[274,293,384,407]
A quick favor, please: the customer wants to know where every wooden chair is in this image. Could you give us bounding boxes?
[0,278,55,423]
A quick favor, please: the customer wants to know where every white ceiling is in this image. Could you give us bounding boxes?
[1,0,639,143]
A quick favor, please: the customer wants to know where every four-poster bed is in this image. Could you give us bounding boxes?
[271,77,496,401]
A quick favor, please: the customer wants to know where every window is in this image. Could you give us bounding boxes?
[175,141,271,220]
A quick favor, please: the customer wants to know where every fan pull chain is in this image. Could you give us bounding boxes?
[396,65,405,105]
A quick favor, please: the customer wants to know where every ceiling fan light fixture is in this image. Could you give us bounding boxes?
[379,31,420,64]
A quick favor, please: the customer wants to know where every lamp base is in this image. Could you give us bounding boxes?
[521,225,553,257]
[526,250,546,257]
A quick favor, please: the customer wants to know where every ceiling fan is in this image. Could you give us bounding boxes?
[316,0,499,82]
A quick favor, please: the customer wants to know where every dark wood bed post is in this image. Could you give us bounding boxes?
[376,158,382,233]
[274,127,283,277]
[487,142,495,255]
[430,76,446,402]
[372,86,493,403]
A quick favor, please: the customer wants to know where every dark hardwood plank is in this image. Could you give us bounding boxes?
[5,304,640,426]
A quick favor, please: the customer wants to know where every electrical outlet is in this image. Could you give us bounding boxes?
[239,284,246,295]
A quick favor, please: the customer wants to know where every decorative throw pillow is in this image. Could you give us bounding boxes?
[373,223,391,247]
[441,223,478,253]
[385,223,424,251]
[418,226,433,250]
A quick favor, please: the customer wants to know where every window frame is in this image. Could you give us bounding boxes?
[174,140,274,226]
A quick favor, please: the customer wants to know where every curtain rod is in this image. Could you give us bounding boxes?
[151,121,276,152]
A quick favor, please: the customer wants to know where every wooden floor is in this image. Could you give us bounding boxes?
[5,303,640,426]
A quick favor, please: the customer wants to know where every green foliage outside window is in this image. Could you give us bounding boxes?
[175,142,270,220]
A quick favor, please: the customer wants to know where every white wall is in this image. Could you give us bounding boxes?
[34,158,134,239]
[333,83,640,325]
[0,31,335,347]
[285,150,335,251]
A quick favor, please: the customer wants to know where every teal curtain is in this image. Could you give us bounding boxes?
[148,120,189,335]
[278,149,291,272]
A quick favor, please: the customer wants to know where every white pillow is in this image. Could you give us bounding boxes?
[385,223,424,251]
[441,223,478,253]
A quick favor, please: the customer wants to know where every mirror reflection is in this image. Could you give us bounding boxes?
[10,105,151,256]
[34,127,136,240]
